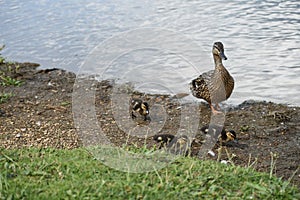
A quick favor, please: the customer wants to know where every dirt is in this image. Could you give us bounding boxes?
[0,62,299,188]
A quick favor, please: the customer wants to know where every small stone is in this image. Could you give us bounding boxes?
[221,160,228,164]
[16,133,22,138]
[0,109,6,117]
[208,150,215,157]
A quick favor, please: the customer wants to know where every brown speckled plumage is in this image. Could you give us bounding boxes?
[190,42,234,113]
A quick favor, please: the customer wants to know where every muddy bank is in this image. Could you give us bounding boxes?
[0,62,299,187]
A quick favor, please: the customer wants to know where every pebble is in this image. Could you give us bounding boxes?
[208,150,215,157]
[221,160,228,164]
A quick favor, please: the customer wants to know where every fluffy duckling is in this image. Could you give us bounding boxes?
[200,124,237,145]
[130,98,150,121]
[190,42,234,114]
[153,134,191,156]
[166,135,191,156]
[153,134,175,148]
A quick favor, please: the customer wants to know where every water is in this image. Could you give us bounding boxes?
[1,0,299,106]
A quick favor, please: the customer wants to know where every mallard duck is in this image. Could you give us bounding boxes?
[200,124,237,144]
[166,135,191,156]
[153,134,175,147]
[153,134,191,156]
[190,42,234,114]
[130,98,150,121]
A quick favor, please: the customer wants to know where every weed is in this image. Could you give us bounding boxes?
[60,101,71,106]
[0,75,22,86]
[247,153,258,169]
[270,152,278,178]
[0,44,5,64]
[0,93,13,104]
[240,125,250,132]
[0,45,22,86]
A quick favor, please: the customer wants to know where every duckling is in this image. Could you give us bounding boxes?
[200,124,237,145]
[190,42,234,114]
[153,134,191,156]
[153,134,175,148]
[166,135,191,156]
[130,98,150,121]
[201,124,237,161]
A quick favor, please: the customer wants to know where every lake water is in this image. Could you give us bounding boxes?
[1,0,299,106]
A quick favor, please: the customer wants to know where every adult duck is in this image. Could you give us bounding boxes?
[190,42,234,114]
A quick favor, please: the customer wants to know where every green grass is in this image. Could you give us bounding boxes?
[60,101,71,106]
[0,45,22,87]
[0,75,22,87]
[0,148,299,200]
[0,45,5,64]
[0,93,13,104]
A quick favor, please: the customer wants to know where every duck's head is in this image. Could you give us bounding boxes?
[141,102,149,116]
[212,42,227,60]
[224,130,237,142]
[153,134,175,144]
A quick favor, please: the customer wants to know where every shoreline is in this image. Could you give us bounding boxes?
[0,62,299,187]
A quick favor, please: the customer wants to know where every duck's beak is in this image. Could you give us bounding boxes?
[220,51,227,60]
[226,131,237,142]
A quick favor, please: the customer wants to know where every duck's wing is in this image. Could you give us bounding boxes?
[191,70,214,88]
[190,70,214,101]
[201,70,215,81]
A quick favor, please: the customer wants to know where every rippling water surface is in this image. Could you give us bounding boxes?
[0,0,299,105]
